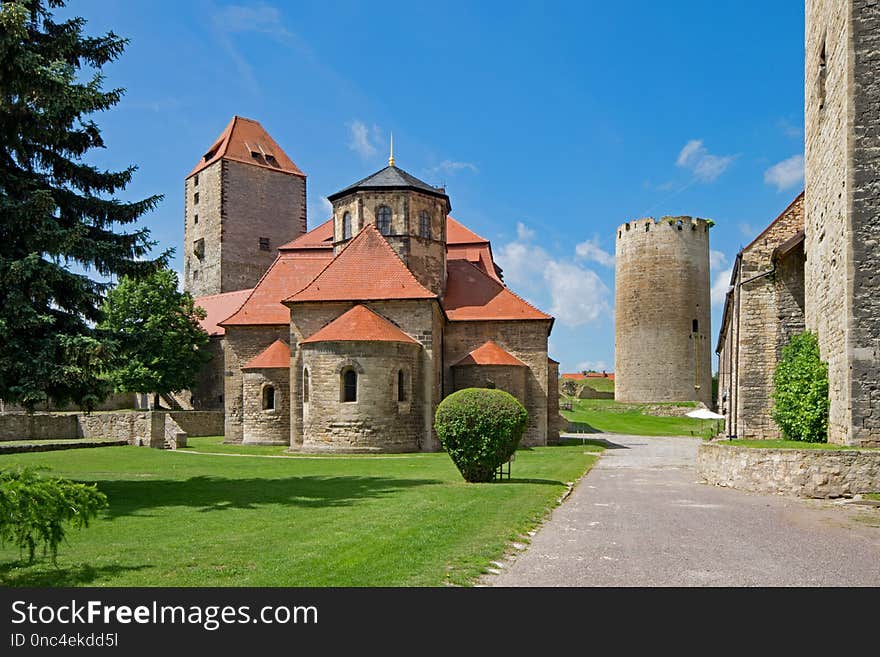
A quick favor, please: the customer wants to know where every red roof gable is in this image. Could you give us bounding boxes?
[242,340,290,370]
[443,259,551,321]
[279,218,334,252]
[194,289,252,336]
[220,254,331,326]
[453,341,527,367]
[287,224,436,303]
[188,116,305,179]
[300,305,418,345]
[447,215,489,244]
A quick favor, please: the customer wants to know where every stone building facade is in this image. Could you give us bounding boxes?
[614,216,712,405]
[186,127,559,452]
[716,194,805,439]
[804,0,880,446]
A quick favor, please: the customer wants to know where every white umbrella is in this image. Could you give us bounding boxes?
[686,408,725,420]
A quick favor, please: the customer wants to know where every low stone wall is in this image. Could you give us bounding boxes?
[77,412,153,443]
[697,441,880,498]
[0,440,129,454]
[0,414,77,441]
[167,411,224,437]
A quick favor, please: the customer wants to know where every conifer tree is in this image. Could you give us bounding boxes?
[0,0,166,409]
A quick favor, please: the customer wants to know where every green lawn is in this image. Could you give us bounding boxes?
[0,439,601,587]
[561,398,714,437]
[581,377,615,393]
[723,439,880,450]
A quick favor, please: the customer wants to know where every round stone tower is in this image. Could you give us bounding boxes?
[614,216,712,405]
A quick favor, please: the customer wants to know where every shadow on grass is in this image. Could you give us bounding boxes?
[94,475,443,519]
[0,561,152,587]
[561,436,629,450]
[565,421,603,434]
[502,478,566,486]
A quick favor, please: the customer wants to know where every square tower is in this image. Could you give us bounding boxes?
[183,116,307,297]
[805,1,880,446]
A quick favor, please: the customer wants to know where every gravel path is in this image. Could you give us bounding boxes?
[488,434,880,586]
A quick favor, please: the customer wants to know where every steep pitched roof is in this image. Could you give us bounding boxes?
[453,341,527,367]
[286,224,436,303]
[220,254,331,326]
[193,289,253,336]
[446,216,489,244]
[327,165,448,202]
[242,340,290,370]
[188,116,305,178]
[279,218,334,252]
[300,305,418,345]
[443,259,551,321]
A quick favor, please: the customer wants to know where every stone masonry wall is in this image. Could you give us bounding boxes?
[453,365,526,406]
[242,368,290,444]
[734,196,805,439]
[223,325,290,443]
[184,160,223,296]
[221,160,307,293]
[301,341,422,452]
[0,414,77,441]
[444,320,551,447]
[805,1,880,446]
[615,217,712,405]
[547,360,561,444]
[697,442,880,498]
[190,337,226,410]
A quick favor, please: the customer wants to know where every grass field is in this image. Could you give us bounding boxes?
[0,439,601,587]
[561,398,714,437]
[580,377,615,393]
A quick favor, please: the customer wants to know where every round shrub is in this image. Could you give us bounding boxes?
[434,388,529,483]
[771,331,829,442]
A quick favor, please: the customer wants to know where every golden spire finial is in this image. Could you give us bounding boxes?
[389,132,395,167]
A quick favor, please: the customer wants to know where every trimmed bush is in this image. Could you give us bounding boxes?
[771,331,829,442]
[0,467,108,563]
[434,388,529,482]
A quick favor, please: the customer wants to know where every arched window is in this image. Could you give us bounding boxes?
[418,211,431,239]
[262,385,275,411]
[303,369,310,403]
[377,205,391,235]
[397,370,406,401]
[342,368,357,402]
[342,212,352,240]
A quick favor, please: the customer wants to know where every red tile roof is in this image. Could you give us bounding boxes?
[447,216,489,244]
[562,372,614,380]
[453,341,527,367]
[242,339,290,370]
[220,254,331,326]
[193,289,253,336]
[300,305,418,345]
[279,218,334,252]
[188,116,305,179]
[287,224,436,303]
[443,259,551,321]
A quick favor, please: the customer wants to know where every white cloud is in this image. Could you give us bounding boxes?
[739,222,757,238]
[711,267,733,306]
[764,154,804,192]
[576,360,608,372]
[676,139,735,182]
[495,224,612,328]
[347,120,378,158]
[212,3,292,37]
[778,119,803,139]
[516,222,535,242]
[710,250,728,271]
[575,237,615,268]
[432,160,478,175]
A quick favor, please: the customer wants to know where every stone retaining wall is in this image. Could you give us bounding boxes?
[697,441,880,498]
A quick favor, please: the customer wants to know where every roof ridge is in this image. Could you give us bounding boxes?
[363,223,436,297]
[454,258,550,319]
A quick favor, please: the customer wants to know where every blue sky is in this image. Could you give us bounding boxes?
[62,0,806,374]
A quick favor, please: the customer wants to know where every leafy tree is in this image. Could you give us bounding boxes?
[0,0,166,410]
[771,331,829,442]
[0,467,108,563]
[99,269,210,402]
[434,388,528,483]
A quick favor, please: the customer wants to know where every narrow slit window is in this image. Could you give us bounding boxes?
[193,192,199,205]
[262,385,275,410]
[692,319,699,333]
[377,206,392,235]
[818,38,827,110]
[343,212,352,240]
[303,369,310,403]
[418,211,431,239]
[259,237,270,251]
[397,370,406,402]
[342,369,357,402]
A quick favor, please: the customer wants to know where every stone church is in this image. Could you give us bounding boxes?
[183,116,560,451]
[716,0,880,447]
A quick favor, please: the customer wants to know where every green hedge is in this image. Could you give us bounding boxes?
[771,331,829,443]
[434,388,528,483]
